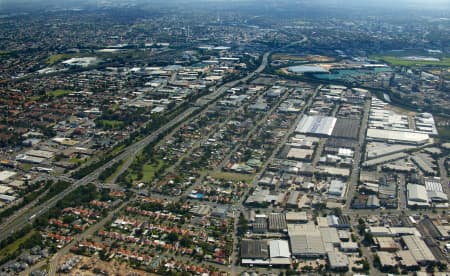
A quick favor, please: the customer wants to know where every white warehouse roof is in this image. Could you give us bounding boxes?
[407,184,428,204]
[0,171,16,183]
[269,240,291,258]
[295,115,337,136]
[367,128,430,145]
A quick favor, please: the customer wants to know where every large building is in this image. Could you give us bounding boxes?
[288,224,326,257]
[328,179,347,199]
[240,239,291,266]
[425,178,448,203]
[241,240,269,265]
[327,252,349,270]
[402,235,436,264]
[269,240,291,266]
[407,184,429,207]
[295,115,337,136]
[366,128,430,145]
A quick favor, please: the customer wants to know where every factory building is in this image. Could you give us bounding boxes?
[407,184,429,207]
[295,115,337,136]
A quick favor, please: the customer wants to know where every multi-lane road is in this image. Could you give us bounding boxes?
[0,50,271,244]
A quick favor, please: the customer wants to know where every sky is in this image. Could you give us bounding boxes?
[0,0,449,13]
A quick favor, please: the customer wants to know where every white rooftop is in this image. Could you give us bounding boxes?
[296,115,337,136]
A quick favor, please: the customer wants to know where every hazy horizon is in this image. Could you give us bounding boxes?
[1,0,449,13]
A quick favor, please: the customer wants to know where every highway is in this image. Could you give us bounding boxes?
[0,105,198,242]
[0,50,271,244]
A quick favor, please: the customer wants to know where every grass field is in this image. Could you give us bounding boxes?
[46,54,71,65]
[141,160,165,182]
[0,230,35,260]
[20,163,33,172]
[98,120,124,129]
[370,55,450,67]
[209,171,255,183]
[47,89,73,97]
[30,95,42,101]
[124,158,165,184]
[69,157,85,165]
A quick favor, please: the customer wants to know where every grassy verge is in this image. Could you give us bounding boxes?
[46,89,73,97]
[141,160,165,182]
[105,158,129,183]
[109,145,125,156]
[98,160,124,182]
[69,157,85,164]
[0,230,35,260]
[98,120,124,130]
[209,171,255,183]
[46,54,73,65]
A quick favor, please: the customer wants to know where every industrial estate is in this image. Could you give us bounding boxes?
[0,0,449,275]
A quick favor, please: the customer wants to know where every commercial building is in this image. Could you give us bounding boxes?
[412,154,437,176]
[268,240,291,266]
[368,226,421,237]
[366,128,430,145]
[241,240,269,265]
[286,191,300,208]
[397,250,419,269]
[25,149,55,159]
[295,115,337,136]
[402,235,436,264]
[425,178,448,203]
[407,184,429,207]
[253,215,268,234]
[288,224,326,257]
[374,237,399,252]
[365,142,415,160]
[340,242,359,252]
[0,185,13,195]
[0,194,16,203]
[377,252,397,268]
[0,171,16,183]
[327,252,349,270]
[286,148,314,161]
[328,180,347,199]
[285,212,308,224]
[320,227,340,252]
[363,152,408,168]
[331,118,360,139]
[327,215,351,229]
[316,166,350,178]
[268,213,287,232]
[240,240,291,266]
